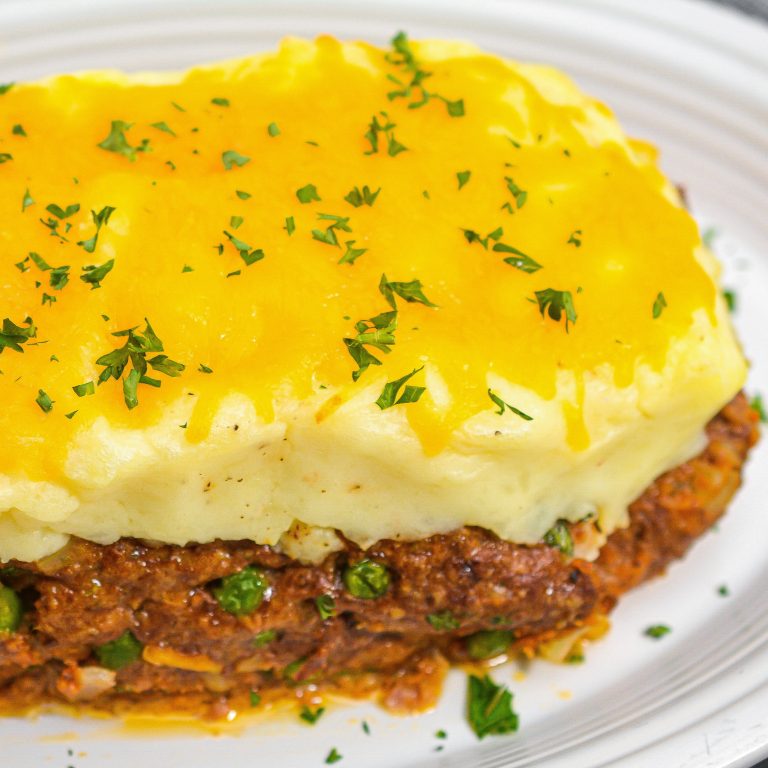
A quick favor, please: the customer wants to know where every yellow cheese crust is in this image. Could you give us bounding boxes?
[0,36,746,561]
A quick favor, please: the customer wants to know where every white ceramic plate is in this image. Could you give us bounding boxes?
[1,0,767,766]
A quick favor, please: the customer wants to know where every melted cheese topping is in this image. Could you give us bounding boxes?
[0,37,746,562]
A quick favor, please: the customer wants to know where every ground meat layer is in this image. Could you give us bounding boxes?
[0,393,758,717]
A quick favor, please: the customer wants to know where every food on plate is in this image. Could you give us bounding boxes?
[0,34,757,720]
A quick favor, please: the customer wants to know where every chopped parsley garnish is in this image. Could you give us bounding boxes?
[95,318,185,409]
[457,170,471,189]
[211,97,230,107]
[379,274,437,309]
[35,389,54,413]
[466,630,514,660]
[97,120,149,161]
[315,594,336,620]
[41,293,56,307]
[0,83,14,95]
[344,185,381,207]
[339,241,367,265]
[230,215,244,229]
[426,611,460,631]
[150,121,176,136]
[362,721,371,735]
[46,202,80,219]
[198,364,213,374]
[236,190,252,200]
[253,628,278,648]
[267,122,280,137]
[493,242,541,273]
[21,188,34,212]
[532,288,577,331]
[435,729,447,740]
[487,389,532,421]
[0,153,13,164]
[567,230,582,247]
[364,112,407,156]
[299,706,325,724]
[283,657,307,683]
[95,631,143,670]
[750,394,767,423]
[72,382,95,398]
[386,32,465,117]
[467,674,519,739]
[221,149,251,170]
[504,176,527,209]
[213,566,268,616]
[182,264,194,273]
[0,317,36,353]
[543,520,574,556]
[462,226,503,250]
[28,252,70,291]
[77,206,116,254]
[644,624,671,639]
[343,559,390,599]
[325,748,343,764]
[65,411,78,419]
[223,230,265,266]
[249,691,262,707]
[723,289,736,312]
[375,366,425,409]
[343,309,397,381]
[80,259,115,289]
[717,584,730,597]
[312,213,351,247]
[284,216,296,235]
[171,101,186,112]
[12,124,26,137]
[296,183,321,203]
[652,291,667,319]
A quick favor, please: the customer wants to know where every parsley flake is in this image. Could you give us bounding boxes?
[567,230,583,247]
[504,176,527,210]
[364,112,407,156]
[150,121,176,137]
[267,122,280,137]
[211,97,230,107]
[723,289,736,312]
[223,231,265,266]
[80,259,115,289]
[344,310,397,381]
[467,674,519,739]
[543,520,574,556]
[46,202,80,219]
[249,690,261,707]
[72,382,95,397]
[284,216,296,235]
[652,291,667,319]
[235,190,252,200]
[21,188,34,212]
[487,388,533,421]
[221,150,250,170]
[375,366,425,410]
[0,153,13,164]
[296,184,321,204]
[77,206,116,254]
[644,624,671,639]
[300,706,325,724]
[0,83,14,95]
[35,389,54,413]
[325,748,343,764]
[198,364,213,374]
[344,185,381,208]
[12,124,26,137]
[95,319,185,410]
[339,241,367,265]
[0,318,36,354]
[97,120,148,161]
[532,288,577,331]
[457,170,471,189]
[379,274,437,309]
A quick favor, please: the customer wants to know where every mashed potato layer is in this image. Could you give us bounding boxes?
[0,36,745,562]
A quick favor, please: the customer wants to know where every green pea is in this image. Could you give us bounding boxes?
[466,630,515,660]
[214,566,268,615]
[0,584,21,633]
[95,630,143,670]
[342,559,390,599]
